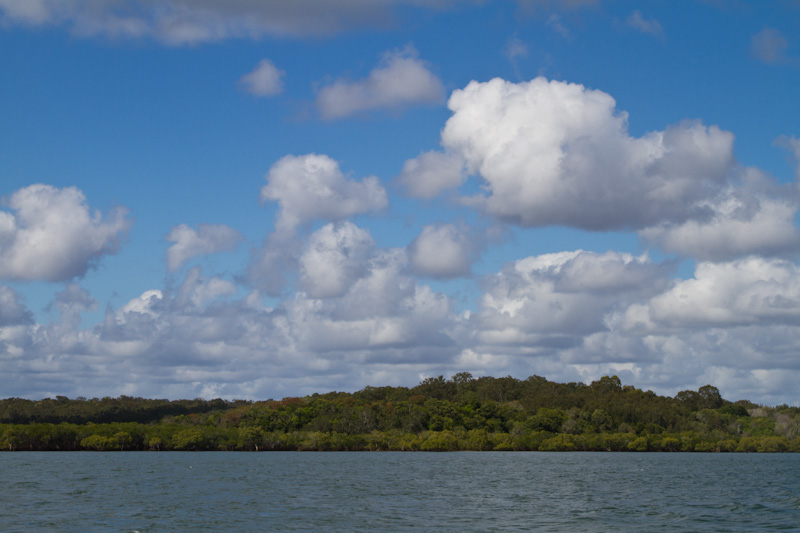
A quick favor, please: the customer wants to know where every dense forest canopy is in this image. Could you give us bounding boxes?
[2,374,798,452]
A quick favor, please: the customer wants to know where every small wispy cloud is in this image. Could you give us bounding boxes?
[315,45,444,120]
[774,135,800,180]
[547,14,570,38]
[239,59,285,97]
[506,36,528,61]
[166,224,243,272]
[505,35,529,79]
[626,10,664,39]
[751,28,794,64]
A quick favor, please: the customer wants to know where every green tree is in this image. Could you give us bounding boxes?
[172,428,206,450]
[529,408,566,433]
[81,434,112,451]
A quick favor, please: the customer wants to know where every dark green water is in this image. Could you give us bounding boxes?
[2,452,799,531]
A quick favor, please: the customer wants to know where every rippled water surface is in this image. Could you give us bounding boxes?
[2,452,799,531]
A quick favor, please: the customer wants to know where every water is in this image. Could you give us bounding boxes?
[2,452,799,531]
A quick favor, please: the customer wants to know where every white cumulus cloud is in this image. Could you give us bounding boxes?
[0,184,131,282]
[174,266,237,310]
[165,223,243,272]
[299,222,374,299]
[118,289,163,320]
[291,247,455,357]
[405,77,735,231]
[396,150,465,199]
[635,257,800,330]
[640,189,800,262]
[260,153,387,232]
[248,153,386,295]
[238,59,285,97]
[316,46,445,120]
[408,223,478,279]
[474,250,669,347]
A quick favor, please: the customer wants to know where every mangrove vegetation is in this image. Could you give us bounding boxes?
[2,374,799,452]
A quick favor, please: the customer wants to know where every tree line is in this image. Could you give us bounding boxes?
[1,374,798,452]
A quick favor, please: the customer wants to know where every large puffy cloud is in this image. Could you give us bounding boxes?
[248,154,387,295]
[625,257,800,331]
[0,0,443,44]
[0,184,131,282]
[260,153,387,233]
[408,223,479,279]
[290,248,455,358]
[165,223,243,272]
[473,250,671,348]
[640,190,800,262]
[402,77,735,231]
[400,77,800,264]
[316,46,445,120]
[299,222,374,299]
[282,243,458,382]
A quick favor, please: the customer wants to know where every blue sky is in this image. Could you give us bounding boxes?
[1,0,800,404]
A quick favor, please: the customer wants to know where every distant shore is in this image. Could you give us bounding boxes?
[3,374,799,452]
